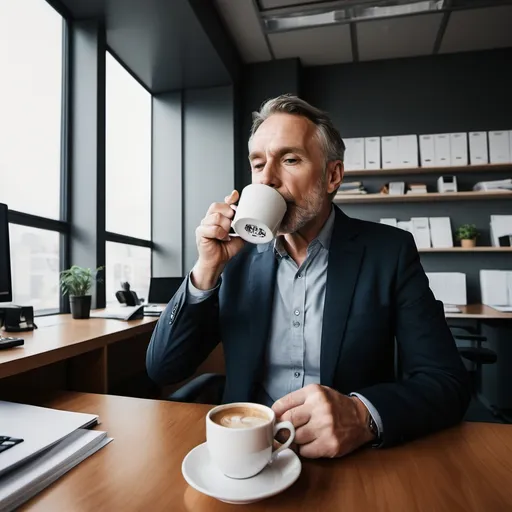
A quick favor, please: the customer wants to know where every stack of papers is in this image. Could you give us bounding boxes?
[480,270,512,310]
[473,178,512,191]
[90,304,144,320]
[426,272,467,305]
[0,430,111,511]
[0,402,112,511]
[490,215,512,247]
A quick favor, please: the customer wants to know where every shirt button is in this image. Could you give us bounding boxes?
[294,309,300,316]
[293,321,300,328]
[297,273,302,279]
[294,372,301,378]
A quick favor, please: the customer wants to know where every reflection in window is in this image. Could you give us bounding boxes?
[106,242,151,304]
[9,225,60,311]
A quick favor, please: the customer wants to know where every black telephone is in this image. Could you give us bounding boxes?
[115,282,141,306]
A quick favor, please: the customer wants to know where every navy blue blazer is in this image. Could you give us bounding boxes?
[146,206,470,447]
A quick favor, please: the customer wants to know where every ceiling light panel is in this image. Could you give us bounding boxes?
[263,1,444,32]
[440,5,512,54]
[268,24,352,65]
[358,12,443,60]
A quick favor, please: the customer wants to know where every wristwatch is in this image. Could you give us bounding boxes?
[368,414,381,446]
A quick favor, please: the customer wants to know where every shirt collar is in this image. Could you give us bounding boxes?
[256,205,336,256]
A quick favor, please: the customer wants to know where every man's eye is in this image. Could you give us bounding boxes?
[253,163,264,170]
[284,158,298,164]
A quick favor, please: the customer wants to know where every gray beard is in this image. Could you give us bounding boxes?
[277,181,325,235]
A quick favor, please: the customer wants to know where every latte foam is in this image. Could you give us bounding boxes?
[211,406,269,429]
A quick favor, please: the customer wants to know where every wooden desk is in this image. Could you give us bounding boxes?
[0,314,159,402]
[0,314,158,380]
[0,312,225,404]
[445,304,512,320]
[21,392,512,512]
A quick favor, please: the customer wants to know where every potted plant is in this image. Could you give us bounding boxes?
[60,265,103,319]
[455,224,479,248]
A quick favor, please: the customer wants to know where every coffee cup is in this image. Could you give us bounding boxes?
[206,402,295,479]
[231,184,287,244]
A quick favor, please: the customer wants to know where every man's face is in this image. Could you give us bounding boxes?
[248,113,332,234]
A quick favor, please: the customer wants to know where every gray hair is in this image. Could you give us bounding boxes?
[249,94,345,165]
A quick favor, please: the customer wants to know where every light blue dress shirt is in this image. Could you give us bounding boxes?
[187,206,383,439]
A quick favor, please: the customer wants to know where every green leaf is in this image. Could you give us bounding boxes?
[59,265,103,297]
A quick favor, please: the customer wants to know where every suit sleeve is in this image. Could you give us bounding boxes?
[354,232,471,447]
[145,274,221,386]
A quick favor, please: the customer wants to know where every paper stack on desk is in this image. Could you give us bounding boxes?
[480,270,512,312]
[0,402,112,511]
[0,429,111,512]
[489,215,512,247]
[426,272,467,305]
[90,304,144,320]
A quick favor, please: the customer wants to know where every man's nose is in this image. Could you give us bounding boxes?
[258,161,280,188]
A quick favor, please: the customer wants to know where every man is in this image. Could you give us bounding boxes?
[146,94,470,458]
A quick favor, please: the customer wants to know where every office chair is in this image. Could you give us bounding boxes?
[450,325,502,422]
[168,373,225,404]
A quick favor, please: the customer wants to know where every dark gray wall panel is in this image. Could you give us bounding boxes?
[184,86,235,272]
[70,20,106,308]
[152,92,183,278]
[302,48,512,137]
[236,58,301,191]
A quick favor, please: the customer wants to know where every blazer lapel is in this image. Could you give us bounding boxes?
[320,208,365,387]
[245,246,278,382]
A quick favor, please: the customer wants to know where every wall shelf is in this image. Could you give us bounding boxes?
[334,191,512,204]
[419,247,512,253]
[343,163,512,177]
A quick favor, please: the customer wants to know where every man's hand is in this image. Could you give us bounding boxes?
[272,384,375,458]
[191,190,245,290]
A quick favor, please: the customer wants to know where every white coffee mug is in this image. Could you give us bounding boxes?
[206,402,295,479]
[231,184,287,244]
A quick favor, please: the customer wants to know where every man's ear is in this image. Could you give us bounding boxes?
[326,160,343,195]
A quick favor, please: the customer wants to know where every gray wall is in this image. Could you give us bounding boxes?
[236,58,301,191]
[301,48,512,304]
[70,20,106,309]
[302,48,512,137]
[183,85,235,272]
[152,91,183,277]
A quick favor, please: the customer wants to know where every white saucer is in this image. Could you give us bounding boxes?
[181,442,301,505]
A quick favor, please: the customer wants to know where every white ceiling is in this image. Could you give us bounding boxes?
[440,5,512,54]
[214,1,512,66]
[269,24,352,65]
[357,13,443,61]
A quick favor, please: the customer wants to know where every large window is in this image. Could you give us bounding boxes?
[0,0,63,219]
[105,52,152,303]
[0,0,66,313]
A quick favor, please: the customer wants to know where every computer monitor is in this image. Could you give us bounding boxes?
[0,203,12,303]
[148,277,183,304]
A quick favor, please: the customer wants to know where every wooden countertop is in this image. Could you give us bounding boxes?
[21,392,512,512]
[0,314,158,379]
[445,304,512,319]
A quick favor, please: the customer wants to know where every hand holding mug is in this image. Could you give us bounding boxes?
[192,190,246,290]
